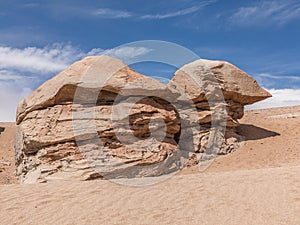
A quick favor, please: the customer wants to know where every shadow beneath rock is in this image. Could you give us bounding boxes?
[0,127,5,133]
[237,124,280,141]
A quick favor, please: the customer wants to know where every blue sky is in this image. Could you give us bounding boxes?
[0,0,300,121]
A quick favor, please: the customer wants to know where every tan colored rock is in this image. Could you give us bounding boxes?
[16,56,176,125]
[15,56,182,183]
[15,56,271,183]
[172,59,271,104]
[170,59,271,159]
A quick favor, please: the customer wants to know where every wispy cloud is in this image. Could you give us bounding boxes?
[0,70,26,81]
[141,1,216,20]
[88,1,215,20]
[22,3,40,8]
[230,0,300,26]
[253,73,300,89]
[100,47,152,59]
[93,8,132,19]
[256,73,300,80]
[0,26,48,47]
[141,6,202,19]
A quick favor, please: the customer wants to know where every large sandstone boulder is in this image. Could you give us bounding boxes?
[15,56,182,183]
[171,59,271,162]
[15,56,271,183]
[172,59,271,104]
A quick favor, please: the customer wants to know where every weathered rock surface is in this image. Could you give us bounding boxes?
[15,56,182,183]
[172,59,271,104]
[15,56,271,183]
[171,59,271,162]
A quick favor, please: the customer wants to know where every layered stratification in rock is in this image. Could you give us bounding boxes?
[171,59,271,163]
[15,56,271,183]
[15,56,183,183]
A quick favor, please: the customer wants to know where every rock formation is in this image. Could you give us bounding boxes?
[171,59,271,164]
[15,56,271,183]
[15,56,182,183]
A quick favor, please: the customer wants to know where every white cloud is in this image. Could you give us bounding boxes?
[0,44,84,74]
[86,46,153,62]
[102,47,153,59]
[93,8,132,19]
[230,0,300,26]
[256,73,300,81]
[87,46,153,63]
[141,6,202,19]
[246,88,300,110]
[140,1,216,20]
[52,1,215,21]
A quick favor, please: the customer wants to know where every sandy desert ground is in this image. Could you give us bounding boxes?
[0,106,300,224]
[0,122,17,185]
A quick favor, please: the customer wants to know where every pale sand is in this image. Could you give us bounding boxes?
[207,105,300,172]
[0,106,300,224]
[0,122,16,185]
[1,166,300,224]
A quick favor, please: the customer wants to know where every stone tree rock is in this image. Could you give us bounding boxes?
[15,56,271,183]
